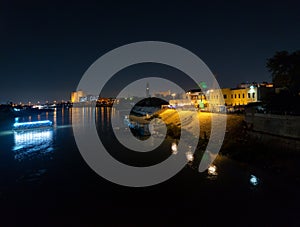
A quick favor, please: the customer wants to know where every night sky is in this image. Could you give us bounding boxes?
[1,0,300,103]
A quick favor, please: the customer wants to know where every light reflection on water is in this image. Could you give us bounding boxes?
[207,164,218,180]
[13,129,54,161]
[250,174,260,186]
[4,108,264,190]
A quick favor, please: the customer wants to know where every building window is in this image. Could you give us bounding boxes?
[223,94,227,99]
[231,94,233,99]
[248,93,250,98]
[238,94,240,98]
[235,94,236,98]
[243,94,245,98]
[252,93,255,98]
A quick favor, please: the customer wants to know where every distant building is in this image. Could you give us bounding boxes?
[176,82,274,110]
[186,89,208,108]
[79,96,88,102]
[207,83,274,107]
[87,95,98,102]
[153,90,171,98]
[237,82,274,89]
[71,90,85,103]
[208,86,257,106]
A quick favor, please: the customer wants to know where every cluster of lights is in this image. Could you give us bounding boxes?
[170,143,194,163]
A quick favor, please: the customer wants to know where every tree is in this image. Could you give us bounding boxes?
[266,50,300,96]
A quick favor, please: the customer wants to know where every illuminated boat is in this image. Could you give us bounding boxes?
[13,120,53,131]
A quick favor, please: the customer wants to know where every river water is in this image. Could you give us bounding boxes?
[0,107,299,226]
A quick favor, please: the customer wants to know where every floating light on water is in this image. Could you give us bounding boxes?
[171,142,178,155]
[185,151,194,162]
[208,164,217,175]
[13,129,54,161]
[250,175,259,186]
[13,120,53,131]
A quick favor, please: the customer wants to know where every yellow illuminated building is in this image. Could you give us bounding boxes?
[179,82,273,110]
[71,90,85,103]
[207,86,257,106]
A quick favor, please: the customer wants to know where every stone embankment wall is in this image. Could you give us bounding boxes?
[245,112,300,140]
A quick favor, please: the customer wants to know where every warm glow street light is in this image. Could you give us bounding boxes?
[171,93,176,99]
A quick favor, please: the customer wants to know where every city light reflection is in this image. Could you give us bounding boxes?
[250,175,259,186]
[208,164,217,176]
[185,151,194,162]
[13,129,54,161]
[171,142,178,155]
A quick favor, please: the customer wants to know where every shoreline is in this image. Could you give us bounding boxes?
[153,108,300,178]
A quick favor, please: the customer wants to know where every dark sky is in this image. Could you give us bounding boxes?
[1,0,299,103]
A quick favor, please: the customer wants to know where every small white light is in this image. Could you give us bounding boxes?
[185,151,194,162]
[250,175,259,186]
[171,142,178,154]
[208,164,217,175]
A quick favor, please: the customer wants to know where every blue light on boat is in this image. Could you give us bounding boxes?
[13,120,53,130]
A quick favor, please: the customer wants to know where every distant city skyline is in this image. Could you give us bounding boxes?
[0,75,276,104]
[1,1,299,103]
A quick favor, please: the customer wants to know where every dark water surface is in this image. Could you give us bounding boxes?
[0,107,299,226]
